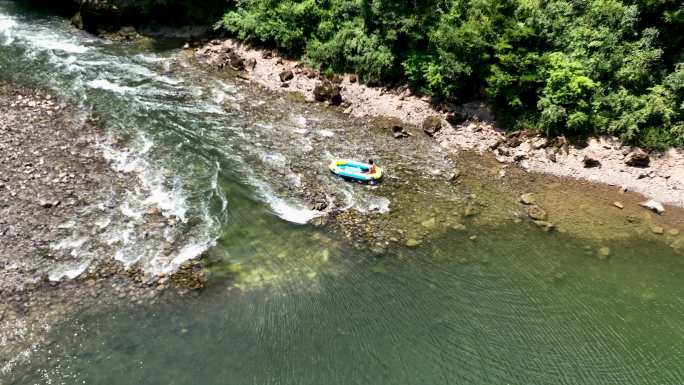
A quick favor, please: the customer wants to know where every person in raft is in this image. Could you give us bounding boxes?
[368,159,378,174]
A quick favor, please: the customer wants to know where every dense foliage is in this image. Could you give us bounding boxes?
[215,0,683,148]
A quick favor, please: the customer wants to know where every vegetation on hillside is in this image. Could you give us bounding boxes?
[215,0,683,149]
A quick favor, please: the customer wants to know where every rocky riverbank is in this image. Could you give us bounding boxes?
[194,38,684,210]
[0,83,208,372]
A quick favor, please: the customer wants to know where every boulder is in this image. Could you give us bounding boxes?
[313,80,342,106]
[582,152,601,168]
[624,149,650,167]
[245,58,257,71]
[506,136,522,148]
[228,52,245,71]
[262,51,273,59]
[349,74,358,83]
[545,147,558,162]
[422,116,442,136]
[279,69,294,82]
[71,11,84,30]
[531,137,549,150]
[639,199,665,214]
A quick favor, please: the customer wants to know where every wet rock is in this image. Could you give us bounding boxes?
[313,80,342,106]
[526,205,547,221]
[613,201,624,209]
[422,116,442,136]
[392,125,410,139]
[519,193,536,205]
[279,69,294,82]
[639,199,665,214]
[309,201,328,211]
[71,11,84,30]
[651,226,665,235]
[582,153,601,168]
[117,26,138,41]
[449,169,461,181]
[624,149,650,167]
[38,199,60,209]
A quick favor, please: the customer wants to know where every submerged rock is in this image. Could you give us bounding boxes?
[651,226,665,235]
[463,204,478,217]
[598,246,611,259]
[613,201,624,209]
[405,238,421,247]
[420,218,436,229]
[526,205,547,221]
[451,223,467,231]
[533,220,555,232]
[519,193,536,205]
[639,199,665,214]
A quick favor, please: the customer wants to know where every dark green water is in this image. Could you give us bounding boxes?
[1,2,684,384]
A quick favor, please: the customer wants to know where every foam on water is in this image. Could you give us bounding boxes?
[87,79,131,94]
[249,175,323,224]
[48,261,90,281]
[141,175,188,222]
[23,30,90,54]
[150,240,215,275]
[318,129,335,137]
[0,14,16,44]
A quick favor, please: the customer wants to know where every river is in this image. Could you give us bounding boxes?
[1,2,684,384]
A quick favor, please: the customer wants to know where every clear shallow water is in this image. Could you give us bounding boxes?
[1,2,684,384]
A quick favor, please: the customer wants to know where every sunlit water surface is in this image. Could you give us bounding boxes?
[1,2,684,384]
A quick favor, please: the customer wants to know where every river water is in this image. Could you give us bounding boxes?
[1,2,684,384]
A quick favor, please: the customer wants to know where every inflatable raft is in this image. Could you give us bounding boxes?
[329,160,383,182]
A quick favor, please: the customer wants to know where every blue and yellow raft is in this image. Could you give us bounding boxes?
[329,160,383,182]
